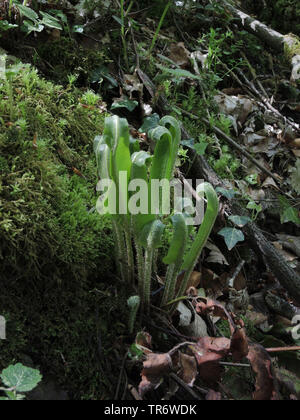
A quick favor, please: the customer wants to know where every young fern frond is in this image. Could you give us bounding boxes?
[139,220,165,314]
[169,183,219,314]
[161,213,188,308]
[95,115,218,319]
[127,295,141,334]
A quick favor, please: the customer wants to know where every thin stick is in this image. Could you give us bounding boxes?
[219,362,251,368]
[169,373,202,400]
[266,346,300,353]
[228,260,246,288]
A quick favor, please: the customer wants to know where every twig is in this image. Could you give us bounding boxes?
[266,346,300,353]
[169,373,202,400]
[128,384,142,400]
[114,351,128,400]
[129,19,140,69]
[228,260,246,288]
[219,362,251,368]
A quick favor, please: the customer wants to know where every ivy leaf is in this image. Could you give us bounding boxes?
[0,364,42,393]
[181,138,195,149]
[290,159,300,194]
[280,206,300,226]
[228,215,251,228]
[139,114,160,134]
[218,227,245,251]
[194,141,208,156]
[216,187,237,200]
[111,99,138,112]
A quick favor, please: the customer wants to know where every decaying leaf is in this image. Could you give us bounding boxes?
[247,343,279,400]
[178,352,197,387]
[169,42,190,68]
[189,337,231,384]
[230,327,249,362]
[139,353,173,397]
[206,389,222,400]
[136,331,152,354]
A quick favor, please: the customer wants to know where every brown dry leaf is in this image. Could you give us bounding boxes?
[169,42,190,68]
[292,149,300,158]
[123,72,144,100]
[136,331,152,354]
[178,352,197,387]
[206,390,222,400]
[262,177,280,190]
[188,271,202,288]
[175,270,201,294]
[247,343,279,400]
[139,353,173,397]
[195,298,236,334]
[230,327,249,362]
[205,241,229,266]
[289,138,300,149]
[189,337,231,384]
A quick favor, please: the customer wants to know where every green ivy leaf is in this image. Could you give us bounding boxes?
[139,114,160,134]
[111,99,138,112]
[218,227,245,251]
[228,215,251,227]
[280,206,300,226]
[0,364,42,393]
[216,187,237,200]
[194,141,209,156]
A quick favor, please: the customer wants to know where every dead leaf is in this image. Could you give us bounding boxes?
[139,353,173,397]
[195,298,236,334]
[169,42,190,68]
[205,241,229,265]
[178,352,197,386]
[206,389,222,400]
[230,327,249,362]
[136,331,152,354]
[189,337,230,384]
[247,343,279,400]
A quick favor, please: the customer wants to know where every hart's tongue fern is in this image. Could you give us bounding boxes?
[95,115,219,321]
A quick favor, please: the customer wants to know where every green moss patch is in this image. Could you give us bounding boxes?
[0,61,126,398]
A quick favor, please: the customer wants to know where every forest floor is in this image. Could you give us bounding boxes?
[0,0,300,400]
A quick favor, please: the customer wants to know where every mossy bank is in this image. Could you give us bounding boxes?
[0,60,127,399]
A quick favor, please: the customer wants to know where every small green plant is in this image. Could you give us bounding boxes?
[95,115,219,318]
[5,1,65,36]
[148,0,172,56]
[127,295,141,334]
[0,363,42,400]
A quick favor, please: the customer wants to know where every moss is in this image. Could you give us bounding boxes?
[284,34,300,60]
[0,61,114,283]
[0,60,130,398]
[33,37,109,86]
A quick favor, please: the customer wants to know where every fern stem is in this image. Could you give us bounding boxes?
[143,247,154,315]
[112,218,127,282]
[161,263,175,307]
